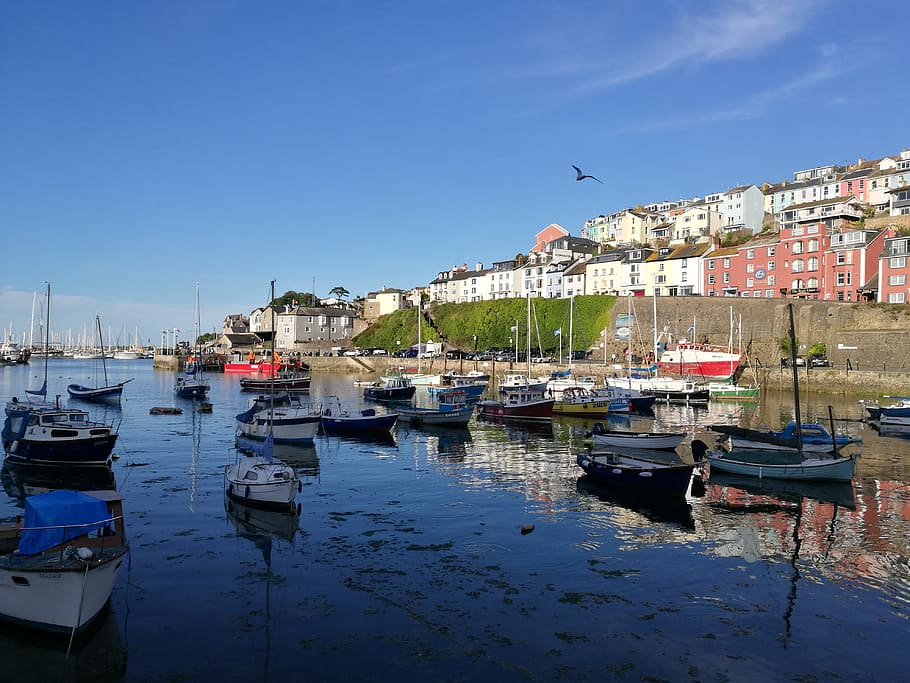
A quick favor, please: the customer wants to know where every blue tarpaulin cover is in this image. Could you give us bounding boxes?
[18,490,111,556]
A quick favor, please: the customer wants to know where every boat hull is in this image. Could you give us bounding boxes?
[239,377,311,392]
[590,428,686,451]
[576,451,694,496]
[363,386,416,402]
[321,413,399,434]
[224,457,299,510]
[397,405,474,427]
[476,398,554,421]
[66,383,128,403]
[0,548,127,632]
[707,452,857,482]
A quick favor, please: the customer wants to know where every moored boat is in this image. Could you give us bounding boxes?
[320,397,398,434]
[552,387,630,418]
[576,449,695,496]
[588,422,686,451]
[239,369,311,392]
[708,421,857,453]
[363,376,416,402]
[658,341,742,381]
[397,390,474,427]
[0,489,129,633]
[3,398,118,466]
[477,386,554,422]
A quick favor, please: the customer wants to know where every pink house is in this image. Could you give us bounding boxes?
[878,235,910,304]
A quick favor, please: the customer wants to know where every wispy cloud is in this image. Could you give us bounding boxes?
[612,46,851,135]
[572,0,823,92]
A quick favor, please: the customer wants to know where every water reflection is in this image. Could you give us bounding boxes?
[575,475,695,530]
[224,496,298,682]
[234,439,320,479]
[1,458,116,507]
[0,607,127,682]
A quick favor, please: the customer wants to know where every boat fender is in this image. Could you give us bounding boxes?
[77,547,94,561]
[298,481,302,493]
[639,471,653,478]
[228,483,233,494]
[323,408,331,416]
[245,485,251,498]
[498,409,504,415]
[296,503,302,515]
[611,469,622,475]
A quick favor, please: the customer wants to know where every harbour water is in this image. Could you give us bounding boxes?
[1,360,909,681]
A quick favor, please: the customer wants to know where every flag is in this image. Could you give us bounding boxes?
[553,328,561,336]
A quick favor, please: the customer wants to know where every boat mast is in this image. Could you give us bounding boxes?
[526,292,531,379]
[568,294,573,370]
[786,303,803,457]
[96,315,109,386]
[28,290,36,350]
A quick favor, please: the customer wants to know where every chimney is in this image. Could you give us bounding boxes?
[475,261,483,271]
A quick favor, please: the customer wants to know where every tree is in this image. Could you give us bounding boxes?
[270,290,318,308]
[329,286,350,301]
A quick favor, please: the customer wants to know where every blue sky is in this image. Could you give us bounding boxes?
[2,0,908,346]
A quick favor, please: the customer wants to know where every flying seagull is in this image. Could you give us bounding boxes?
[572,164,603,184]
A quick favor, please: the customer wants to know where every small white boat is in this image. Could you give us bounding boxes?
[589,422,686,451]
[235,394,321,443]
[397,390,475,427]
[226,436,301,511]
[0,489,128,633]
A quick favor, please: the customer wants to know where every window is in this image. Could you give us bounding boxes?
[722,258,730,268]
[707,274,716,285]
[707,259,715,269]
[746,263,754,273]
[836,272,853,286]
[808,257,819,271]
[891,257,907,268]
[792,259,805,273]
[746,249,755,259]
[767,247,776,256]
[746,278,754,287]
[889,274,907,286]
[765,290,775,298]
[808,238,819,252]
[792,241,804,254]
[889,292,907,303]
[768,275,776,286]
[768,261,776,270]
[807,277,818,289]
[723,272,730,283]
[836,252,847,265]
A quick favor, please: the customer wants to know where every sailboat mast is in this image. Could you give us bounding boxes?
[28,291,36,349]
[96,315,109,385]
[526,292,531,378]
[786,303,803,456]
[568,295,574,369]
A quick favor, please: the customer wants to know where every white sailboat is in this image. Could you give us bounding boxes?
[227,281,303,510]
[175,283,210,400]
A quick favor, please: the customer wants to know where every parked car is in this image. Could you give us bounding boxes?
[445,349,465,359]
[372,349,388,355]
[531,355,555,363]
[781,356,806,368]
[343,348,366,356]
[809,356,830,367]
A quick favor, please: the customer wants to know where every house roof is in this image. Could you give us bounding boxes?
[782,195,863,212]
[221,333,262,345]
[704,246,740,258]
